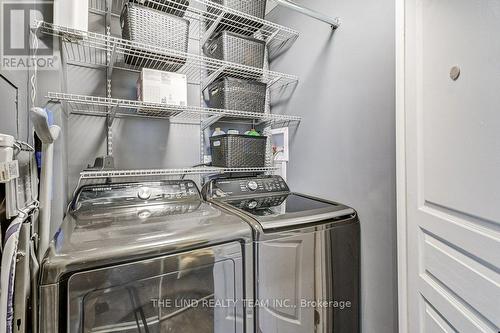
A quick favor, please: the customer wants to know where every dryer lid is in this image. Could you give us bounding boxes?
[223,193,355,230]
[204,176,356,231]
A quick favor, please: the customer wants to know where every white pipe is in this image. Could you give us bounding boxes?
[29,108,61,262]
[37,136,55,262]
[275,0,340,29]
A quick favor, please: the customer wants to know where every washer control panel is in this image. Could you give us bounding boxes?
[74,180,200,210]
[208,176,290,198]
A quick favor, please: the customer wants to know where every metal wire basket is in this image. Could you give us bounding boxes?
[204,31,265,69]
[206,0,266,36]
[210,134,267,167]
[204,77,267,113]
[121,3,190,71]
[128,0,190,17]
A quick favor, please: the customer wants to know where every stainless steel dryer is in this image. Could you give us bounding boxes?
[39,180,254,333]
[203,176,360,333]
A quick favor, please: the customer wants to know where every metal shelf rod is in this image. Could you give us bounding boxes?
[275,0,340,29]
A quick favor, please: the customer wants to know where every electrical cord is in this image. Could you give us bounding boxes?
[30,21,42,109]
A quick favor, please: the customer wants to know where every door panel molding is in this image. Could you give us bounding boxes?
[423,201,500,231]
[417,208,500,269]
[423,299,457,333]
[421,232,500,327]
[420,274,496,332]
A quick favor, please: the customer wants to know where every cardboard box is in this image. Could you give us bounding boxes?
[137,69,187,106]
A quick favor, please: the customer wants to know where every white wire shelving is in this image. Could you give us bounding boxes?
[80,166,277,179]
[88,0,299,58]
[32,1,301,182]
[77,166,277,187]
[48,92,301,126]
[35,21,298,90]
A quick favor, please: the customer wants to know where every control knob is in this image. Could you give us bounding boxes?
[247,181,258,191]
[137,187,151,200]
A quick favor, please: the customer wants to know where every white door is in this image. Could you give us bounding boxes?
[398,0,500,332]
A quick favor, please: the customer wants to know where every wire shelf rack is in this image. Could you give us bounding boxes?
[35,21,298,90]
[77,166,277,187]
[47,92,301,126]
[80,166,276,179]
[88,0,299,58]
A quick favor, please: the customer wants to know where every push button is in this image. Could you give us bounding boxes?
[247,200,258,209]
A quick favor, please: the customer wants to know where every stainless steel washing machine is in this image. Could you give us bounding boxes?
[203,176,360,333]
[39,180,254,333]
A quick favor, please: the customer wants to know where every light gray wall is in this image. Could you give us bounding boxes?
[267,1,397,332]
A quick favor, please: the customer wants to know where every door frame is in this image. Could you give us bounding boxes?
[395,0,408,332]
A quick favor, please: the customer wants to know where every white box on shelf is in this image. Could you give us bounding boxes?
[137,69,188,106]
[54,0,88,32]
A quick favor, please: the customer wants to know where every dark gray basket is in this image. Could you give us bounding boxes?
[204,31,265,69]
[128,0,190,17]
[210,134,267,167]
[121,3,189,71]
[206,0,266,36]
[204,77,267,113]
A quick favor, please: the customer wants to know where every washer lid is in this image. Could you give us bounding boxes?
[222,193,355,230]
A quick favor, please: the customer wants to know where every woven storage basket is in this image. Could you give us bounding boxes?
[128,0,190,17]
[204,31,265,69]
[204,77,267,113]
[206,0,266,36]
[210,134,267,167]
[121,3,189,71]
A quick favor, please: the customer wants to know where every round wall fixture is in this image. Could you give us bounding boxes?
[450,66,461,81]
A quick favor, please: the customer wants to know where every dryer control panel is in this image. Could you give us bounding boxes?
[206,176,290,198]
[73,180,200,211]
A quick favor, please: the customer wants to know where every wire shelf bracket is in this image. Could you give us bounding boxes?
[107,42,118,77]
[201,114,224,130]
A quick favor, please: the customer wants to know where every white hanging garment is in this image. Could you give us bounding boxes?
[0,219,22,333]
